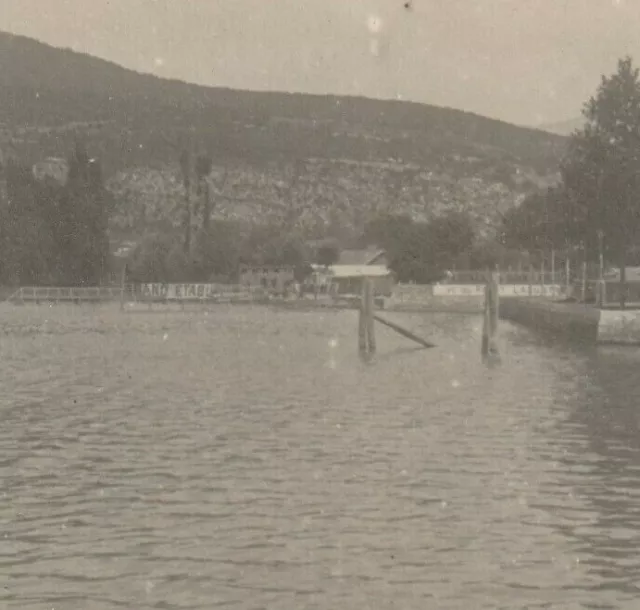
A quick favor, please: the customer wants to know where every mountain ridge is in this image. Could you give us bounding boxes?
[0,30,562,133]
[0,30,568,244]
[538,116,585,136]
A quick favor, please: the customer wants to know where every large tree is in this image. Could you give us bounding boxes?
[57,143,112,284]
[0,144,112,286]
[500,186,569,258]
[361,211,476,283]
[564,56,640,306]
[1,159,56,284]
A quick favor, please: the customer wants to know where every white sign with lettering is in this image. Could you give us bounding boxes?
[139,283,251,300]
[432,284,564,298]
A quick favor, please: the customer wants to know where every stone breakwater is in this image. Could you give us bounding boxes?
[500,297,640,345]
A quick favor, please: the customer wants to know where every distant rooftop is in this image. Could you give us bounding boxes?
[337,248,386,266]
[312,264,391,278]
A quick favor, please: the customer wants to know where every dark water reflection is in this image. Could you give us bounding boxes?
[547,345,640,606]
[1,304,640,609]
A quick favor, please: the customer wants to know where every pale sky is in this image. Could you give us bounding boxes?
[1,0,639,126]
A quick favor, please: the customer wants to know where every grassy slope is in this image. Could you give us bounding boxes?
[0,31,567,242]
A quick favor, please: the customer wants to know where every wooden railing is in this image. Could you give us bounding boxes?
[4,283,283,306]
[8,286,127,303]
[579,279,640,307]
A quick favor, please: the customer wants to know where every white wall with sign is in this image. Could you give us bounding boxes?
[432,284,564,298]
[138,283,252,300]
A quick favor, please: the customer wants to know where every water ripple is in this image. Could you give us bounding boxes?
[1,304,640,608]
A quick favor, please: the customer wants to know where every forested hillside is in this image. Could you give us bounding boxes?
[0,30,569,283]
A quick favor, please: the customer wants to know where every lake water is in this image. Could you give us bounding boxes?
[2,303,640,609]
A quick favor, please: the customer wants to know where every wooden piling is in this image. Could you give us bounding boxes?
[358,289,367,354]
[482,269,500,360]
[358,276,436,355]
[595,278,607,308]
[365,279,376,354]
[489,271,499,339]
[119,264,127,311]
[358,277,376,357]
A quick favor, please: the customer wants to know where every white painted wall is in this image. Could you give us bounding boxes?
[432,284,564,298]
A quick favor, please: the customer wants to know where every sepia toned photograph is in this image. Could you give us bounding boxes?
[2,1,640,608]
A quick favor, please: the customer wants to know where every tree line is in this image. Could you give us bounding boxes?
[4,56,638,291]
[500,56,640,305]
[126,137,519,284]
[374,57,640,287]
[0,143,111,286]
[0,136,530,288]
[127,207,523,285]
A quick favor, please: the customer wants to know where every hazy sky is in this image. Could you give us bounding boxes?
[2,0,639,126]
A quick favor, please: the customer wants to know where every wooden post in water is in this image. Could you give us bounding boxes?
[358,284,367,355]
[365,279,376,354]
[358,277,376,357]
[357,277,436,354]
[482,268,500,360]
[595,277,607,308]
[581,261,587,303]
[482,276,490,358]
[119,264,127,311]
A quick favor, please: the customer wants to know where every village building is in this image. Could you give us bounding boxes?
[309,264,395,296]
[304,248,395,297]
[32,157,69,184]
[239,264,295,294]
[335,248,387,267]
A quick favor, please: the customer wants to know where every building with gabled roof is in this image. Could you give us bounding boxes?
[309,263,395,297]
[336,248,387,266]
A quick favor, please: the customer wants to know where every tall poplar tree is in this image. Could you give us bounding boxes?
[563,57,640,307]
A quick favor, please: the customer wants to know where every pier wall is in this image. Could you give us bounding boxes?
[500,298,640,345]
[598,309,640,344]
